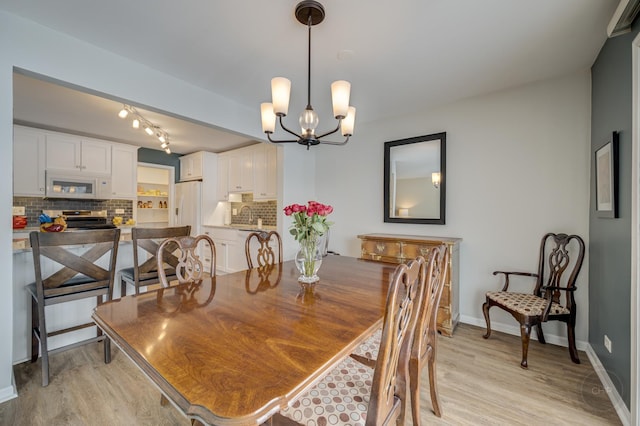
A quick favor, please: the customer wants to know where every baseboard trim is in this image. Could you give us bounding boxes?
[585,344,631,426]
[0,374,18,404]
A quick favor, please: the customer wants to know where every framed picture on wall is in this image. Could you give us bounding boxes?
[595,131,619,219]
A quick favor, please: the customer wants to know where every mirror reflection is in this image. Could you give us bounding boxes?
[384,132,446,224]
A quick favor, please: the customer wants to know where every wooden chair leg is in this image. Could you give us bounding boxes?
[409,357,421,426]
[535,323,546,344]
[567,322,580,364]
[519,323,531,369]
[30,296,39,363]
[37,300,50,386]
[427,346,442,417]
[482,301,492,339]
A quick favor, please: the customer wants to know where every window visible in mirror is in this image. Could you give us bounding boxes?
[384,132,446,224]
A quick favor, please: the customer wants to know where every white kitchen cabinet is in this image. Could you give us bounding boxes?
[46,132,111,174]
[180,151,204,181]
[217,153,229,201]
[253,143,277,200]
[110,143,139,199]
[13,125,46,196]
[228,146,254,192]
[204,227,249,274]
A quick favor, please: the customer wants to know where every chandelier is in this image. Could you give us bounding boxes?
[260,0,356,150]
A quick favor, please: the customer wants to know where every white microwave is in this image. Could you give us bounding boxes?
[45,172,112,199]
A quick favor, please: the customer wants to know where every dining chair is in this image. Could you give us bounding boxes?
[29,228,121,386]
[482,232,586,368]
[273,256,427,426]
[244,230,282,268]
[155,233,216,410]
[119,226,191,296]
[156,234,216,286]
[350,245,449,423]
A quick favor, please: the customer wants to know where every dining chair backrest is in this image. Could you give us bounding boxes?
[157,234,216,286]
[121,226,191,296]
[367,255,426,424]
[29,228,121,386]
[409,244,449,422]
[244,230,282,268]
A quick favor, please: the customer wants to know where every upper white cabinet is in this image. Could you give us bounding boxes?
[180,151,205,181]
[13,126,46,196]
[253,144,277,200]
[111,143,139,199]
[217,153,229,201]
[228,146,254,192]
[45,133,111,174]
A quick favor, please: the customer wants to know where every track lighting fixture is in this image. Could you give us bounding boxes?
[117,104,171,154]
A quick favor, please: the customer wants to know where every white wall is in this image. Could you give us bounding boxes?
[315,71,592,347]
[0,11,270,400]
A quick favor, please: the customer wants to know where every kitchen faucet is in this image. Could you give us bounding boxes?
[239,205,254,224]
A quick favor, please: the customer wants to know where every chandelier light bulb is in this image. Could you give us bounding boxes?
[299,107,319,136]
[118,107,129,119]
[158,134,166,143]
[165,147,171,154]
[144,125,154,136]
[132,118,140,129]
[161,141,169,149]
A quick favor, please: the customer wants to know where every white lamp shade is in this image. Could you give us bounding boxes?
[331,80,351,118]
[261,103,277,133]
[132,118,140,129]
[271,77,291,116]
[341,106,356,136]
[118,108,129,119]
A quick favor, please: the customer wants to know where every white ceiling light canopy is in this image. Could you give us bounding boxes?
[260,0,356,150]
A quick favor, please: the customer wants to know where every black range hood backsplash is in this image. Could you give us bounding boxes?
[13,197,133,228]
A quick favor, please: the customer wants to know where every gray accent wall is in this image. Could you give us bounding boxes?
[590,22,638,409]
[138,147,181,182]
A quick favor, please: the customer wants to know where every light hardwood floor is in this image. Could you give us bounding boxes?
[0,323,622,425]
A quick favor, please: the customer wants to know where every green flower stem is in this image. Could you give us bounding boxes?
[300,236,317,277]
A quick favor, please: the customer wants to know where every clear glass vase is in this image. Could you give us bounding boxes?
[295,236,323,283]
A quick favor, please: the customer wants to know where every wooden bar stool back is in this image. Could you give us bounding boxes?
[119,226,191,296]
[29,228,121,386]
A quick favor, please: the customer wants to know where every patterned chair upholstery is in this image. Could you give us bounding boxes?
[276,256,427,426]
[482,233,585,369]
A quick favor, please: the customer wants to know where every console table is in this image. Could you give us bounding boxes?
[357,233,461,336]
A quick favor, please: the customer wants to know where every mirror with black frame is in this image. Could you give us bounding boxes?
[384,132,446,224]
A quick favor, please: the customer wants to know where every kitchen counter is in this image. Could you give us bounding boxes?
[13,225,133,252]
[203,223,278,232]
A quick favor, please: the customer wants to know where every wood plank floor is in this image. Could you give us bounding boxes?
[0,323,622,425]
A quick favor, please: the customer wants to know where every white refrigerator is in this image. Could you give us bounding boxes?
[174,181,201,236]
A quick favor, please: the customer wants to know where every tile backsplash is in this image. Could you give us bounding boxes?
[230,193,277,226]
[13,197,134,226]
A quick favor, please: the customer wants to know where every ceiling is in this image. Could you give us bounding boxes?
[2,0,619,155]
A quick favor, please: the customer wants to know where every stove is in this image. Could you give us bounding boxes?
[43,210,117,230]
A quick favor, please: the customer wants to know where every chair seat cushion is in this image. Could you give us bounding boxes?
[119,267,176,284]
[486,291,570,316]
[351,328,381,362]
[280,357,373,425]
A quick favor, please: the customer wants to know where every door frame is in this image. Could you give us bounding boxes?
[631,31,640,426]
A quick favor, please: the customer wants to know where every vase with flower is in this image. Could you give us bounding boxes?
[284,201,333,283]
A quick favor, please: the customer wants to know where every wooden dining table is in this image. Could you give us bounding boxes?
[92,255,397,426]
